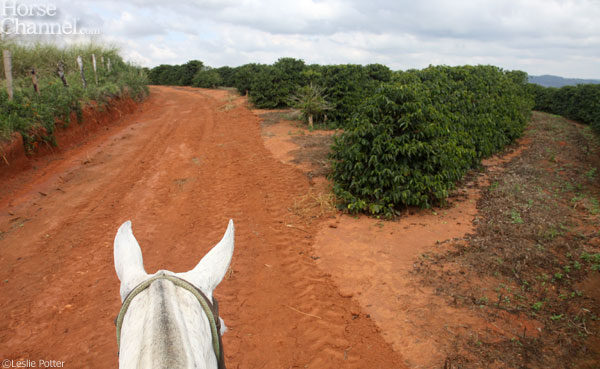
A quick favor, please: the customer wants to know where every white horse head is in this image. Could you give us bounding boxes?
[114,219,234,369]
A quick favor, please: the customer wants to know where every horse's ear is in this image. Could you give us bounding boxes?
[114,221,148,301]
[178,220,234,296]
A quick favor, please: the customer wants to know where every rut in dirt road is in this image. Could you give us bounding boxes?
[0,86,406,369]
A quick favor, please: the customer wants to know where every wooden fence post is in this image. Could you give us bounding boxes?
[92,54,98,85]
[57,61,69,87]
[31,68,40,94]
[3,49,13,101]
[77,55,86,89]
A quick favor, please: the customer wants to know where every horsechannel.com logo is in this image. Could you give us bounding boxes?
[2,359,64,368]
[0,1,100,35]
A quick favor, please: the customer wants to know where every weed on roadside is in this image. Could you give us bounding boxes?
[415,112,600,368]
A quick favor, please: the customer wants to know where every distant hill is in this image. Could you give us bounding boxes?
[529,75,600,88]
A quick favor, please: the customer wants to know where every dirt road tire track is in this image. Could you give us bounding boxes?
[0,86,406,368]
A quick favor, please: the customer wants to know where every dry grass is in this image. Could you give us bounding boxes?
[289,135,334,177]
[225,264,234,280]
[220,93,238,111]
[258,110,302,127]
[289,189,337,225]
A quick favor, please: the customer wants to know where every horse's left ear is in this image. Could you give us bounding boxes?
[114,221,148,301]
[178,219,234,296]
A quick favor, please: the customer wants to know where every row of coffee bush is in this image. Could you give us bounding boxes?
[330,66,533,215]
[529,83,600,133]
[148,58,392,127]
[148,61,534,215]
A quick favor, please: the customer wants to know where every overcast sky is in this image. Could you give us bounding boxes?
[3,0,600,78]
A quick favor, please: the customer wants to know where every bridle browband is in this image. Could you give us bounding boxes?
[115,272,226,369]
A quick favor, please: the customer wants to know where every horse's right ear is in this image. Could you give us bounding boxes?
[114,221,148,301]
[177,219,234,297]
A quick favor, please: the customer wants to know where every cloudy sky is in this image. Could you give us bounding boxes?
[3,0,600,78]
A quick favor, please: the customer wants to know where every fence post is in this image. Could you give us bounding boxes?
[77,55,86,89]
[31,68,40,94]
[3,49,13,101]
[107,57,111,73]
[57,61,68,87]
[92,54,98,85]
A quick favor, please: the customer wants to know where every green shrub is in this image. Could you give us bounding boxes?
[530,83,600,133]
[248,58,307,108]
[416,66,532,158]
[147,60,203,86]
[0,88,60,149]
[192,68,223,88]
[147,64,174,85]
[330,65,533,215]
[330,83,475,214]
[214,62,387,122]
[149,60,387,125]
[315,64,382,126]
[365,63,393,82]
[214,66,236,87]
[229,63,268,95]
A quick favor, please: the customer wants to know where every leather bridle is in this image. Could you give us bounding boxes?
[115,272,226,369]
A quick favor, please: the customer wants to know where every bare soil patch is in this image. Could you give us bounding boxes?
[258,110,336,181]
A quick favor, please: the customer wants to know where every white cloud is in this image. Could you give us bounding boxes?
[7,0,600,78]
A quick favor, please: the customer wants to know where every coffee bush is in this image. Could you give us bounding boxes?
[330,65,533,215]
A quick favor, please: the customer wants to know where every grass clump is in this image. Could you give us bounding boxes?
[0,39,148,151]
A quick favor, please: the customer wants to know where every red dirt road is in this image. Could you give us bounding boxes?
[0,86,406,368]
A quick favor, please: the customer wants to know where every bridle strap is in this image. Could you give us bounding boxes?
[115,273,225,368]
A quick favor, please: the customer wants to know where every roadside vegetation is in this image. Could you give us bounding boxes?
[0,40,148,152]
[417,112,600,368]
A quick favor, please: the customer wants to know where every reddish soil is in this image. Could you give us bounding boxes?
[259,115,538,368]
[0,86,406,369]
[310,163,542,369]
